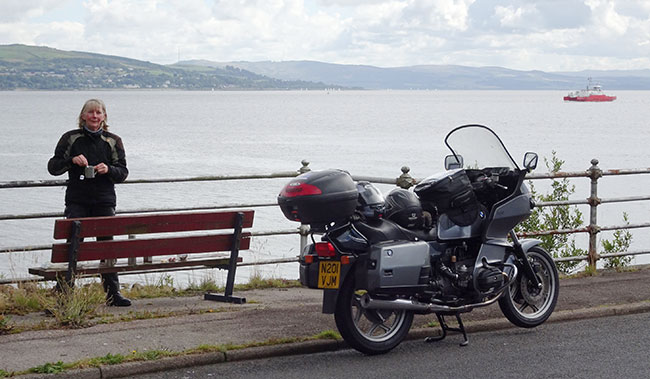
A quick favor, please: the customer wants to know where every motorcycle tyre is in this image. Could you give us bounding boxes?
[334,275,414,355]
[499,246,559,328]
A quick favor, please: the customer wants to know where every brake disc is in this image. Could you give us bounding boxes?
[520,261,547,305]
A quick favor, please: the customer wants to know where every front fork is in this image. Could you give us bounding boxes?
[509,230,542,289]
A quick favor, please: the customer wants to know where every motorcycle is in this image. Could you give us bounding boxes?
[278,124,559,355]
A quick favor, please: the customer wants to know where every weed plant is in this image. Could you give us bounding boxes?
[0,314,13,334]
[38,281,104,328]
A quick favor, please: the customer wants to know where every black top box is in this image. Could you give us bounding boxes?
[278,169,359,225]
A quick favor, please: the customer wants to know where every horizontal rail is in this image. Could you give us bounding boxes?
[519,221,650,238]
[525,167,650,180]
[553,250,650,263]
[0,171,302,189]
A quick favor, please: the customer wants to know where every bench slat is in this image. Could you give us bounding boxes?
[53,210,254,239]
[51,233,251,263]
[30,256,241,280]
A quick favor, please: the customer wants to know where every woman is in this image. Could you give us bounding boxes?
[47,99,131,306]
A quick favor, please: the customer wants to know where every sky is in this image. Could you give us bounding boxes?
[1,0,650,71]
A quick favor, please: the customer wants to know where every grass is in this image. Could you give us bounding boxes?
[120,273,301,300]
[0,330,341,377]
[0,281,49,315]
[0,273,300,315]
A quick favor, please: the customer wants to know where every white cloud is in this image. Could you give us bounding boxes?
[0,0,63,22]
[495,5,538,29]
[1,0,649,71]
[586,0,629,36]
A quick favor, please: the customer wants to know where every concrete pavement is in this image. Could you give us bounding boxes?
[2,265,650,378]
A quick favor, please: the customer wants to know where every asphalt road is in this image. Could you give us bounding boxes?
[135,312,650,379]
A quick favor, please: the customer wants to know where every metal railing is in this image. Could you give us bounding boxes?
[1,158,649,285]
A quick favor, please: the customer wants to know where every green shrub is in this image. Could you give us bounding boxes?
[602,213,633,270]
[517,152,633,274]
[517,152,586,273]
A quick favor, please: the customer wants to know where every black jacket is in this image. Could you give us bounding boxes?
[48,128,128,207]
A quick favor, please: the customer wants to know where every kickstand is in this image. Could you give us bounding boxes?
[424,313,469,346]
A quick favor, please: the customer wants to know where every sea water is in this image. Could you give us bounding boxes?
[1,90,650,286]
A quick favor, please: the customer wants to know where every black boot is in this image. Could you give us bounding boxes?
[102,273,131,307]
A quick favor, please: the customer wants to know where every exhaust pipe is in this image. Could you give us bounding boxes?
[360,294,502,314]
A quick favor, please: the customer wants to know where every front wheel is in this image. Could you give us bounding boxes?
[334,276,414,355]
[499,246,559,328]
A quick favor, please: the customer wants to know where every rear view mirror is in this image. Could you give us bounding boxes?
[444,154,463,170]
[523,152,538,171]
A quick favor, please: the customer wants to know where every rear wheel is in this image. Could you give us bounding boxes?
[334,276,413,355]
[499,246,559,328]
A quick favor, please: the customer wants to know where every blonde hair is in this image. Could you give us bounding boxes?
[78,99,109,130]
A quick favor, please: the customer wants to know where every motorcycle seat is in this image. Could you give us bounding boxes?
[353,218,438,244]
[401,227,438,242]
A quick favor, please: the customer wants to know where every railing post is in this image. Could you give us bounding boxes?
[396,166,416,189]
[587,159,602,270]
[299,224,311,253]
[299,160,311,174]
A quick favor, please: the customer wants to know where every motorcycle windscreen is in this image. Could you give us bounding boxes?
[444,125,518,170]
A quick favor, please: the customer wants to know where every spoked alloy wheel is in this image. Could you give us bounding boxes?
[499,246,559,328]
[334,276,413,355]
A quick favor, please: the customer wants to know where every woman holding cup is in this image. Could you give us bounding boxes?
[47,98,131,306]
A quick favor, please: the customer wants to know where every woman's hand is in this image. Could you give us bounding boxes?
[72,155,88,167]
[95,163,109,175]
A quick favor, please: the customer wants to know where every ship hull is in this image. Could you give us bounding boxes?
[563,95,616,102]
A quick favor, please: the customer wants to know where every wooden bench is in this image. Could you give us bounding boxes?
[28,210,254,304]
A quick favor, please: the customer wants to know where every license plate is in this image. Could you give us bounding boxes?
[318,261,340,289]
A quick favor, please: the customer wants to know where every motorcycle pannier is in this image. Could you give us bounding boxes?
[366,240,431,292]
[278,169,358,225]
[414,169,479,226]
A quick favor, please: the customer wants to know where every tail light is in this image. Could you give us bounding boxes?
[279,182,322,197]
[315,242,336,257]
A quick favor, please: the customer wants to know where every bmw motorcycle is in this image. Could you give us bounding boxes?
[278,124,559,355]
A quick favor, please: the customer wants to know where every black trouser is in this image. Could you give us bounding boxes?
[64,203,121,296]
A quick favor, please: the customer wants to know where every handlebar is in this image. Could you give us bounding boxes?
[473,174,508,192]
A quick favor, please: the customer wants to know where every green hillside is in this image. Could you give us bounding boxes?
[0,44,336,90]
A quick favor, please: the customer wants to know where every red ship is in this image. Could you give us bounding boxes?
[564,78,616,102]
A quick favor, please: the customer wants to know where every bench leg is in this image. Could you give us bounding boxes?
[65,220,82,288]
[204,212,246,304]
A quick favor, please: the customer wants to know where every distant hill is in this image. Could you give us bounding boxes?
[181,60,650,90]
[0,44,341,90]
[3,44,650,90]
